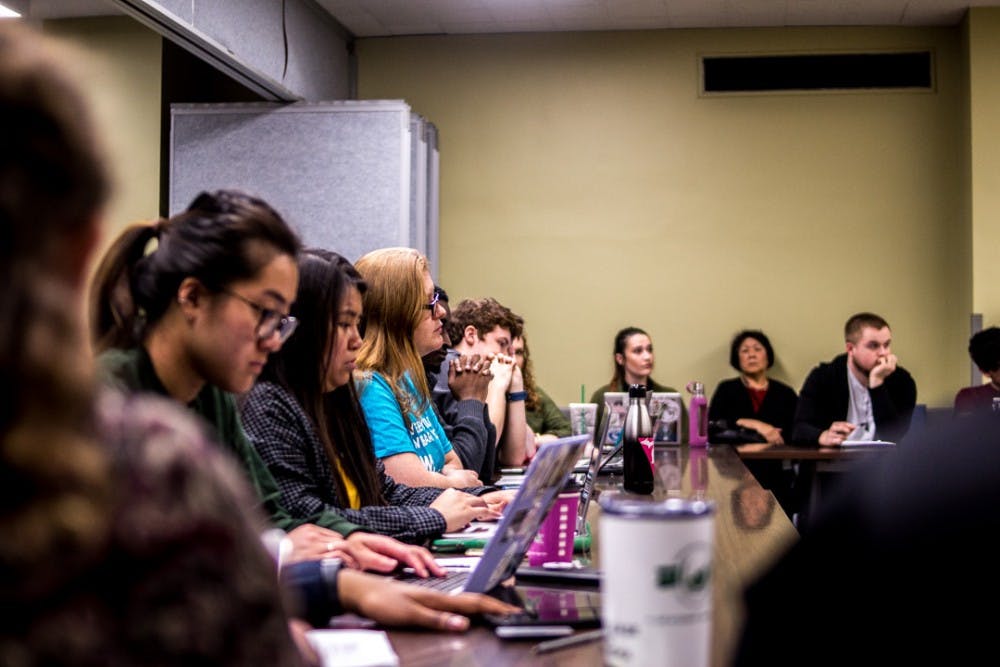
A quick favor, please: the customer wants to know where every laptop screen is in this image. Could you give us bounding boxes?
[463,433,590,593]
[575,442,602,535]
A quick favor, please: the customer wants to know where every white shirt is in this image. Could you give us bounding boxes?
[845,365,876,441]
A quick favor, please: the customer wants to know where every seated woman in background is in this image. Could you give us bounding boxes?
[590,326,687,441]
[954,326,1000,418]
[354,247,482,489]
[708,329,799,518]
[708,329,798,445]
[89,189,439,574]
[512,327,571,458]
[242,249,511,544]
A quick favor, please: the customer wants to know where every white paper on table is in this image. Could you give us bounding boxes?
[306,629,399,667]
[440,521,499,540]
[840,440,895,447]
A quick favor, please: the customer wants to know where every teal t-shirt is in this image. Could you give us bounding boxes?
[356,370,452,472]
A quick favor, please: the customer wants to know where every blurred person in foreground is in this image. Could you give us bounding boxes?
[735,408,1000,666]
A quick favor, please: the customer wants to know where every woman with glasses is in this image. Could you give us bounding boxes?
[354,247,483,488]
[89,190,441,573]
[242,249,510,543]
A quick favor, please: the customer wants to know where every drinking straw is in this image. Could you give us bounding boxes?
[580,384,585,402]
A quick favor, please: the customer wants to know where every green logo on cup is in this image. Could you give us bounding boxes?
[655,541,712,602]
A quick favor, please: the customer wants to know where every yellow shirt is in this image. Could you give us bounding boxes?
[333,457,361,509]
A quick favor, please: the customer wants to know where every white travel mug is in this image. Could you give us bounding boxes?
[599,494,715,667]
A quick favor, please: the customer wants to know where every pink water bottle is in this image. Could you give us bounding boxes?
[686,381,708,447]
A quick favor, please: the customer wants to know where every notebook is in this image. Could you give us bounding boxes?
[401,434,589,596]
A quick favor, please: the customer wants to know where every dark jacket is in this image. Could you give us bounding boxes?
[791,353,917,445]
[708,377,798,442]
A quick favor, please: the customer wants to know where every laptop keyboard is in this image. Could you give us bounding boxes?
[397,569,469,593]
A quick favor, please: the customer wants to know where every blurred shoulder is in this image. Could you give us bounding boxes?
[96,388,265,530]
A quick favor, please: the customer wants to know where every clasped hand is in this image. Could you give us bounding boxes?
[448,353,492,402]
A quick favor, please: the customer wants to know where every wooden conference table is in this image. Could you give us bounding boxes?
[384,444,798,667]
[735,441,895,529]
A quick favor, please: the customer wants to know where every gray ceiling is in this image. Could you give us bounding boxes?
[315,1,992,37]
[8,0,992,36]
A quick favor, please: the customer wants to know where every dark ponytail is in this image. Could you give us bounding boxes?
[89,189,302,352]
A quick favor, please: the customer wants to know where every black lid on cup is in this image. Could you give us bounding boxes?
[628,383,647,398]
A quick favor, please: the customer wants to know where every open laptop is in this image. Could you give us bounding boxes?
[399,434,601,625]
[514,440,604,588]
[433,433,601,554]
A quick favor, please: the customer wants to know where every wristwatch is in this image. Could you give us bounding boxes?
[506,390,528,402]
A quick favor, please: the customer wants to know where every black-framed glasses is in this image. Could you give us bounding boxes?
[423,290,441,312]
[221,289,298,343]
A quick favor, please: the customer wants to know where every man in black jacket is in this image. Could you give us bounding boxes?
[792,312,917,445]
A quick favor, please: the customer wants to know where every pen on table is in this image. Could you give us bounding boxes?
[531,629,603,654]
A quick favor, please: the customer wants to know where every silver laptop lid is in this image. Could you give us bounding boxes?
[463,433,590,593]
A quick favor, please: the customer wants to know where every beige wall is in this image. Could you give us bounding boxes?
[357,27,970,409]
[969,8,1000,338]
[43,17,162,277]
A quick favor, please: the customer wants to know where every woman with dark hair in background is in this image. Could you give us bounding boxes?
[242,249,510,543]
[708,329,798,445]
[589,326,687,440]
[709,329,799,519]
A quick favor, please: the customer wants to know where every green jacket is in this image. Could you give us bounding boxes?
[97,346,362,536]
[526,386,572,437]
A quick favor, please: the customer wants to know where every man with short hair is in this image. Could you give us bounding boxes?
[792,312,917,446]
[437,297,529,469]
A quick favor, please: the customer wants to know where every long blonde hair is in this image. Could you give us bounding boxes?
[354,247,435,425]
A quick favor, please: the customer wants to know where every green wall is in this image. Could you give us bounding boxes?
[357,26,972,409]
[43,17,162,276]
[969,8,1000,335]
[34,15,1000,411]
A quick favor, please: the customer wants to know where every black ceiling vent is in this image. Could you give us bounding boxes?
[702,51,933,93]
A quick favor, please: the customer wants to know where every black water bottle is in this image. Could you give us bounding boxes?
[623,384,655,495]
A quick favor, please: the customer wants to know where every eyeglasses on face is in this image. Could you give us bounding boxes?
[423,290,441,312]
[221,288,298,343]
